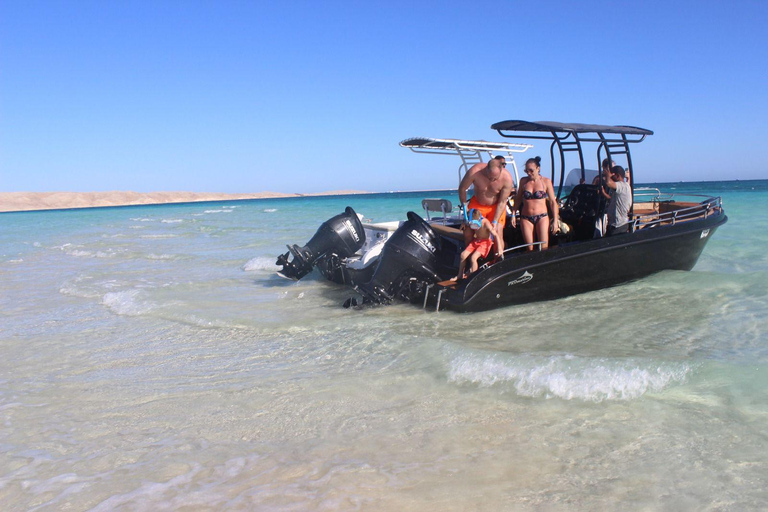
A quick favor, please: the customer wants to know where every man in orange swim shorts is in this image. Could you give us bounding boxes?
[458,156,514,258]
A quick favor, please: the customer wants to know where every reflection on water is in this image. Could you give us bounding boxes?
[1,186,767,510]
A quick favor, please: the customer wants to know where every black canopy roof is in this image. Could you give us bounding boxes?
[491,120,653,136]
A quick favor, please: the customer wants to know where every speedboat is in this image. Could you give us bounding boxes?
[275,121,728,312]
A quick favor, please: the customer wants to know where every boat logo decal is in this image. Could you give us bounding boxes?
[508,271,533,287]
[700,229,710,239]
[407,230,436,253]
[343,219,360,242]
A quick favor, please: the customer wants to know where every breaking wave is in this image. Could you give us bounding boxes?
[263,208,277,213]
[447,351,694,402]
[101,290,156,316]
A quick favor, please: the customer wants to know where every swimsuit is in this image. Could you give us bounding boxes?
[520,186,548,225]
[523,190,547,200]
[466,237,494,259]
[467,196,506,228]
[521,212,549,224]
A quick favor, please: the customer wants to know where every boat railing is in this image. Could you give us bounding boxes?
[473,242,544,272]
[631,195,722,231]
[633,187,662,202]
[501,241,546,255]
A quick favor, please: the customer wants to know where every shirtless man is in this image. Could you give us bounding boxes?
[458,157,514,259]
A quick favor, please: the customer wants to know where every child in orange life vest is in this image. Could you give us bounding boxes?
[453,209,496,280]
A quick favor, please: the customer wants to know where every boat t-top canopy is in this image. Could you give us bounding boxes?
[491,120,653,137]
[400,137,533,183]
[490,120,654,196]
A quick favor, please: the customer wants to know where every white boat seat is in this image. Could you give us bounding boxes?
[345,241,385,270]
[421,199,453,224]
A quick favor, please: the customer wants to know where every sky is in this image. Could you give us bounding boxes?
[1,0,766,194]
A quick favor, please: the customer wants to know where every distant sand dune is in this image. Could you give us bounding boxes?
[0,190,370,213]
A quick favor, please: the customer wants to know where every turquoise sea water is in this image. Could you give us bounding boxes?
[1,180,767,510]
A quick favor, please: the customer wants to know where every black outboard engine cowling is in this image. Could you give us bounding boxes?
[276,206,365,280]
[355,211,441,304]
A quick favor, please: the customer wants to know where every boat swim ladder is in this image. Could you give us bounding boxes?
[422,283,445,312]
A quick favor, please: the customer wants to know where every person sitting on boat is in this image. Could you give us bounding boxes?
[512,156,559,250]
[453,209,495,280]
[458,157,514,259]
[602,165,633,235]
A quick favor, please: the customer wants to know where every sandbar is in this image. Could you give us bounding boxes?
[0,190,370,213]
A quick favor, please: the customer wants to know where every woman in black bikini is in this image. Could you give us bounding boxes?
[512,156,559,250]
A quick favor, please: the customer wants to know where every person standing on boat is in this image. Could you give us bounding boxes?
[603,165,632,235]
[593,158,616,185]
[512,156,559,250]
[458,157,513,259]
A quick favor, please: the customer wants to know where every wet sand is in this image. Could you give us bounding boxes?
[0,190,370,213]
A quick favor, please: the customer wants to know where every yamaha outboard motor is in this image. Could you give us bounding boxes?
[354,211,441,304]
[276,207,365,280]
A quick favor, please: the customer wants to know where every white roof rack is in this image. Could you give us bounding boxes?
[400,137,533,184]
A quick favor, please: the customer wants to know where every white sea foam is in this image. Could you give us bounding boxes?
[129,218,154,222]
[59,245,118,258]
[263,208,277,213]
[242,256,278,272]
[101,290,156,316]
[7,258,23,263]
[141,234,177,239]
[204,209,233,214]
[69,249,116,258]
[146,253,177,260]
[54,243,107,258]
[447,352,693,402]
[59,276,98,298]
[161,219,183,224]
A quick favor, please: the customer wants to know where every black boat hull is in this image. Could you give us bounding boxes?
[434,211,727,312]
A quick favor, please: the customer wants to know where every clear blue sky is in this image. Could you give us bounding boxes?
[1,0,766,193]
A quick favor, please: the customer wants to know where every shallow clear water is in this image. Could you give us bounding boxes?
[1,182,767,510]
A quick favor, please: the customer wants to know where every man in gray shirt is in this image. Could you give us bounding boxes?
[603,165,632,235]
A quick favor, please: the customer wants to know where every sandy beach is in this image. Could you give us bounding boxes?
[0,190,370,213]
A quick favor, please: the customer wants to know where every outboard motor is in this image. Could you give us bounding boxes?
[276,207,365,280]
[354,211,441,304]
